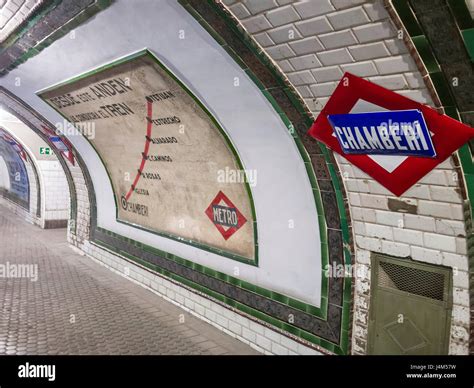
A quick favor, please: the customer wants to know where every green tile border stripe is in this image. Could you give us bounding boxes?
[446,0,474,61]
[0,0,63,55]
[96,235,344,352]
[94,228,336,332]
[95,224,328,320]
[3,0,354,353]
[174,0,352,353]
[181,0,333,311]
[392,0,474,355]
[92,230,341,351]
[447,0,474,31]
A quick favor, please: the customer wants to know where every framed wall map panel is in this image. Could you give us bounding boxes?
[39,50,257,263]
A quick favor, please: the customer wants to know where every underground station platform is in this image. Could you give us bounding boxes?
[0,0,473,385]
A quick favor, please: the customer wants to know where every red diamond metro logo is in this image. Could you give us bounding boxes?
[205,191,247,240]
[308,73,474,196]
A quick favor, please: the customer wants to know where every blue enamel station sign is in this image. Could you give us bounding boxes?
[327,109,436,158]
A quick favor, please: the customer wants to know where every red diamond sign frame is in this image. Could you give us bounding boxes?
[205,191,247,240]
[308,72,474,196]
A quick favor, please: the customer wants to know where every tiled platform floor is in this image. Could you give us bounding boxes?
[0,204,258,355]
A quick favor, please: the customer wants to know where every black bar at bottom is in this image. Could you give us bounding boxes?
[0,355,473,387]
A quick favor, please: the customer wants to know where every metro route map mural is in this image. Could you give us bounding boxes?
[39,50,256,263]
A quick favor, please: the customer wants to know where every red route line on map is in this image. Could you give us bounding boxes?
[124,99,153,201]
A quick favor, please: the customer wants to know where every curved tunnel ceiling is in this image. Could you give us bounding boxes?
[0,108,57,161]
[0,0,323,305]
[0,0,471,357]
[0,106,71,226]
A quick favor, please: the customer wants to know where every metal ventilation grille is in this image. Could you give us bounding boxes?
[378,261,445,301]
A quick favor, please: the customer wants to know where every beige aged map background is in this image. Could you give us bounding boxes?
[40,52,255,261]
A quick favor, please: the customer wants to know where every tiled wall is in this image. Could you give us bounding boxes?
[0,158,41,226]
[0,90,70,228]
[68,155,322,355]
[4,0,468,355]
[37,159,70,225]
[223,0,431,112]
[76,240,324,355]
[221,0,471,354]
[0,0,42,42]
[26,160,40,224]
[338,156,470,355]
[0,158,70,228]
[2,58,329,353]
[67,160,91,245]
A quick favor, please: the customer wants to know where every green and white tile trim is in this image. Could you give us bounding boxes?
[177,0,352,353]
[0,0,114,74]
[64,1,353,354]
[67,137,332,355]
[389,0,474,354]
[73,239,324,355]
[3,0,354,354]
[215,0,471,354]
